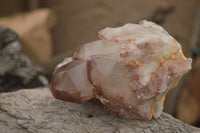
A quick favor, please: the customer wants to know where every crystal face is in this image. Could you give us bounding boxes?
[50,20,192,120]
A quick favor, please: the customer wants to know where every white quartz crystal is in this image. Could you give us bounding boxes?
[50,20,192,120]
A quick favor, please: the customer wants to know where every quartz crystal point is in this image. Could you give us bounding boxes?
[50,20,192,120]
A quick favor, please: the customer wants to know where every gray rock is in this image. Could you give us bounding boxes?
[0,26,48,92]
[0,87,199,133]
[0,27,19,52]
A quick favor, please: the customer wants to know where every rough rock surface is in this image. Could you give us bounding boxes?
[0,26,48,92]
[0,87,199,133]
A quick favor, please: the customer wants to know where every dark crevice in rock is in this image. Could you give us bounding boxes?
[87,114,94,118]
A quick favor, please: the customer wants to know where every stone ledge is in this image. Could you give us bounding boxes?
[0,87,199,133]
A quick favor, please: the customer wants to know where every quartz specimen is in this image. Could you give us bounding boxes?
[50,20,192,120]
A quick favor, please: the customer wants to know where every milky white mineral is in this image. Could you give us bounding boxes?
[50,20,192,120]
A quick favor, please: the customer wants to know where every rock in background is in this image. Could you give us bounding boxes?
[0,26,48,92]
[0,8,56,61]
[176,57,200,125]
[0,87,199,133]
[40,0,198,57]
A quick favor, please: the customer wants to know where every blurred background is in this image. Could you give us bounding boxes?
[0,0,199,127]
